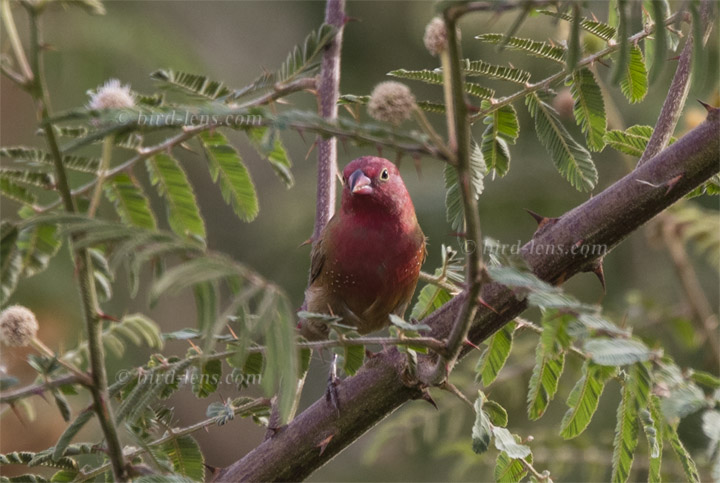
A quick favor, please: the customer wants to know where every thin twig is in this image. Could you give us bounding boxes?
[0,374,81,405]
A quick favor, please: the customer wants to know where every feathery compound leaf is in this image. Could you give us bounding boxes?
[103,173,157,229]
[0,222,21,304]
[262,298,298,423]
[200,131,259,222]
[486,266,557,294]
[52,410,93,461]
[495,451,531,483]
[18,223,61,278]
[560,361,616,439]
[339,95,446,114]
[611,363,652,483]
[646,396,664,481]
[0,178,36,204]
[0,147,99,173]
[604,124,655,157]
[538,9,617,42]
[665,419,701,482]
[527,313,571,420]
[476,34,566,63]
[410,276,452,320]
[619,46,648,104]
[443,141,486,230]
[150,69,230,100]
[192,358,221,398]
[161,435,205,481]
[277,23,336,84]
[493,427,531,459]
[480,102,519,178]
[461,59,531,84]
[526,92,597,192]
[245,127,294,187]
[585,338,652,366]
[146,153,205,239]
[569,68,607,151]
[0,169,54,189]
[388,69,495,99]
[472,393,493,454]
[476,321,516,386]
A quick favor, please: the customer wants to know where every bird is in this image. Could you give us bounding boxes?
[299,156,426,341]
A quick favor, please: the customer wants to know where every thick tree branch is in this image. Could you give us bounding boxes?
[214,99,720,483]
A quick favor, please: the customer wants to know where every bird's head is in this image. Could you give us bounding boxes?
[341,156,412,217]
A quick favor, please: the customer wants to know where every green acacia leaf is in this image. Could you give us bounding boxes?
[472,394,493,454]
[611,363,651,483]
[278,23,336,84]
[200,131,259,222]
[647,396,664,481]
[604,124,655,157]
[18,223,61,278]
[104,173,157,229]
[52,410,93,461]
[388,69,495,99]
[585,338,653,366]
[476,33,565,63]
[461,59,531,84]
[569,68,607,151]
[0,168,54,189]
[619,46,648,104]
[343,343,365,376]
[192,359,221,398]
[245,127,294,187]
[146,153,205,239]
[495,451,530,483]
[526,92,597,192]
[0,147,100,174]
[493,427,531,459]
[665,418,701,482]
[151,69,231,100]
[0,178,36,205]
[1,223,21,304]
[444,141,486,230]
[161,435,205,481]
[476,321,516,386]
[410,280,452,320]
[560,361,616,438]
[261,299,298,423]
[538,9,617,41]
[480,103,519,178]
[527,314,571,420]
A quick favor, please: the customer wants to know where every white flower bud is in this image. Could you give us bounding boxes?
[424,17,448,56]
[367,81,416,125]
[87,79,135,110]
[0,305,39,347]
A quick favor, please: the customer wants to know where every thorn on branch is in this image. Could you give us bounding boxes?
[583,258,606,293]
[664,174,683,194]
[525,209,559,236]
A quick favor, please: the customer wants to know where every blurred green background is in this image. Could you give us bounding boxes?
[1,1,718,481]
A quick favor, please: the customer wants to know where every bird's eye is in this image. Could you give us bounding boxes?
[379,168,389,181]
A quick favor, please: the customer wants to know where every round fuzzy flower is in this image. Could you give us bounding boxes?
[424,17,448,56]
[87,79,135,110]
[0,305,39,347]
[367,81,416,125]
[552,88,575,120]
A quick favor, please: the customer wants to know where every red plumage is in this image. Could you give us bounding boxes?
[300,156,426,340]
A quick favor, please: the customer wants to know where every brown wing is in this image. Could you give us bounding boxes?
[308,229,327,286]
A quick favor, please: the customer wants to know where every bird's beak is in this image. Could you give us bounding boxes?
[349,169,372,195]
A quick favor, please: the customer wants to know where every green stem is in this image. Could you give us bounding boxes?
[24,6,127,481]
[87,135,114,218]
